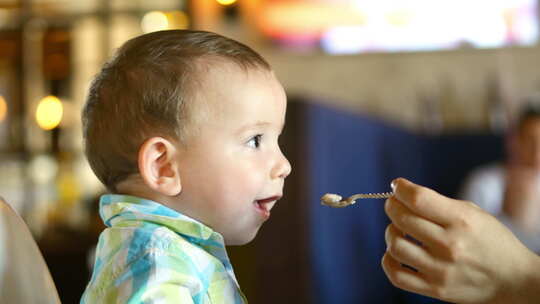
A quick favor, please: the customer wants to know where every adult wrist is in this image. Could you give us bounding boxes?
[522,251,540,303]
[505,249,540,304]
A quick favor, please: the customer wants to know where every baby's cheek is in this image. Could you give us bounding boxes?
[228,176,260,200]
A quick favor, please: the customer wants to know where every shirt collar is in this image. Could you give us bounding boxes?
[99,194,239,286]
[99,194,223,244]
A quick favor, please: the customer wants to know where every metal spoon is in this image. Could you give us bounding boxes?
[321,192,393,208]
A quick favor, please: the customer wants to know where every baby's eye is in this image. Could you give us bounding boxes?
[247,134,262,149]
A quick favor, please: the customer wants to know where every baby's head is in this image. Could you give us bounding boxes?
[83,30,291,245]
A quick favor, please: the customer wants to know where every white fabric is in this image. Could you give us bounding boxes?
[0,198,60,304]
[460,164,506,215]
[460,164,540,253]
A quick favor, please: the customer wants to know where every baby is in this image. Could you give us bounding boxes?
[80,30,291,303]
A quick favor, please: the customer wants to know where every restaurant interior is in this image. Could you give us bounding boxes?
[1,0,540,303]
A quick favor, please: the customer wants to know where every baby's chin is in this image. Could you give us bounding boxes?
[223,228,261,246]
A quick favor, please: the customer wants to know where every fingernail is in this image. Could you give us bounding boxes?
[390,179,397,192]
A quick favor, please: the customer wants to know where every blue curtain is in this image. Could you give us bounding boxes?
[306,103,504,304]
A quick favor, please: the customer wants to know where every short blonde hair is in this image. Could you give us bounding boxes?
[83,30,270,192]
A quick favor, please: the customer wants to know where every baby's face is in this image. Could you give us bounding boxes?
[173,64,291,245]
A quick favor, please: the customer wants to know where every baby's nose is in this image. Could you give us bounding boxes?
[272,151,291,179]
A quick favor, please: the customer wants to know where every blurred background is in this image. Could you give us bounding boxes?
[1,0,539,303]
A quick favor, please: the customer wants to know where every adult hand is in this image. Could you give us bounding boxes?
[382,178,540,304]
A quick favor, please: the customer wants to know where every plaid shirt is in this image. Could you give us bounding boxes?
[80,194,247,304]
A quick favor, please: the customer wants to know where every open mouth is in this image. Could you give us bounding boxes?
[254,196,281,218]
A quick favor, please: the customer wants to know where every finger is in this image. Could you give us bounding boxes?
[385,224,436,273]
[385,197,446,247]
[391,178,466,227]
[381,253,434,298]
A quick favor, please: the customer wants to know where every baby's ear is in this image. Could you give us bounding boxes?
[138,137,182,196]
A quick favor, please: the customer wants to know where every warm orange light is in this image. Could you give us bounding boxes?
[166,11,190,29]
[260,2,366,37]
[216,0,237,6]
[36,95,63,130]
[0,95,7,123]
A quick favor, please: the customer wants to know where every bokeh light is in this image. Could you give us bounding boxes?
[36,95,63,130]
[216,0,237,6]
[166,11,190,29]
[141,11,169,33]
[0,95,7,123]
[28,154,58,184]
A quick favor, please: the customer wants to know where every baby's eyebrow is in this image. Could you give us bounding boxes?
[236,121,284,135]
[236,122,270,134]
